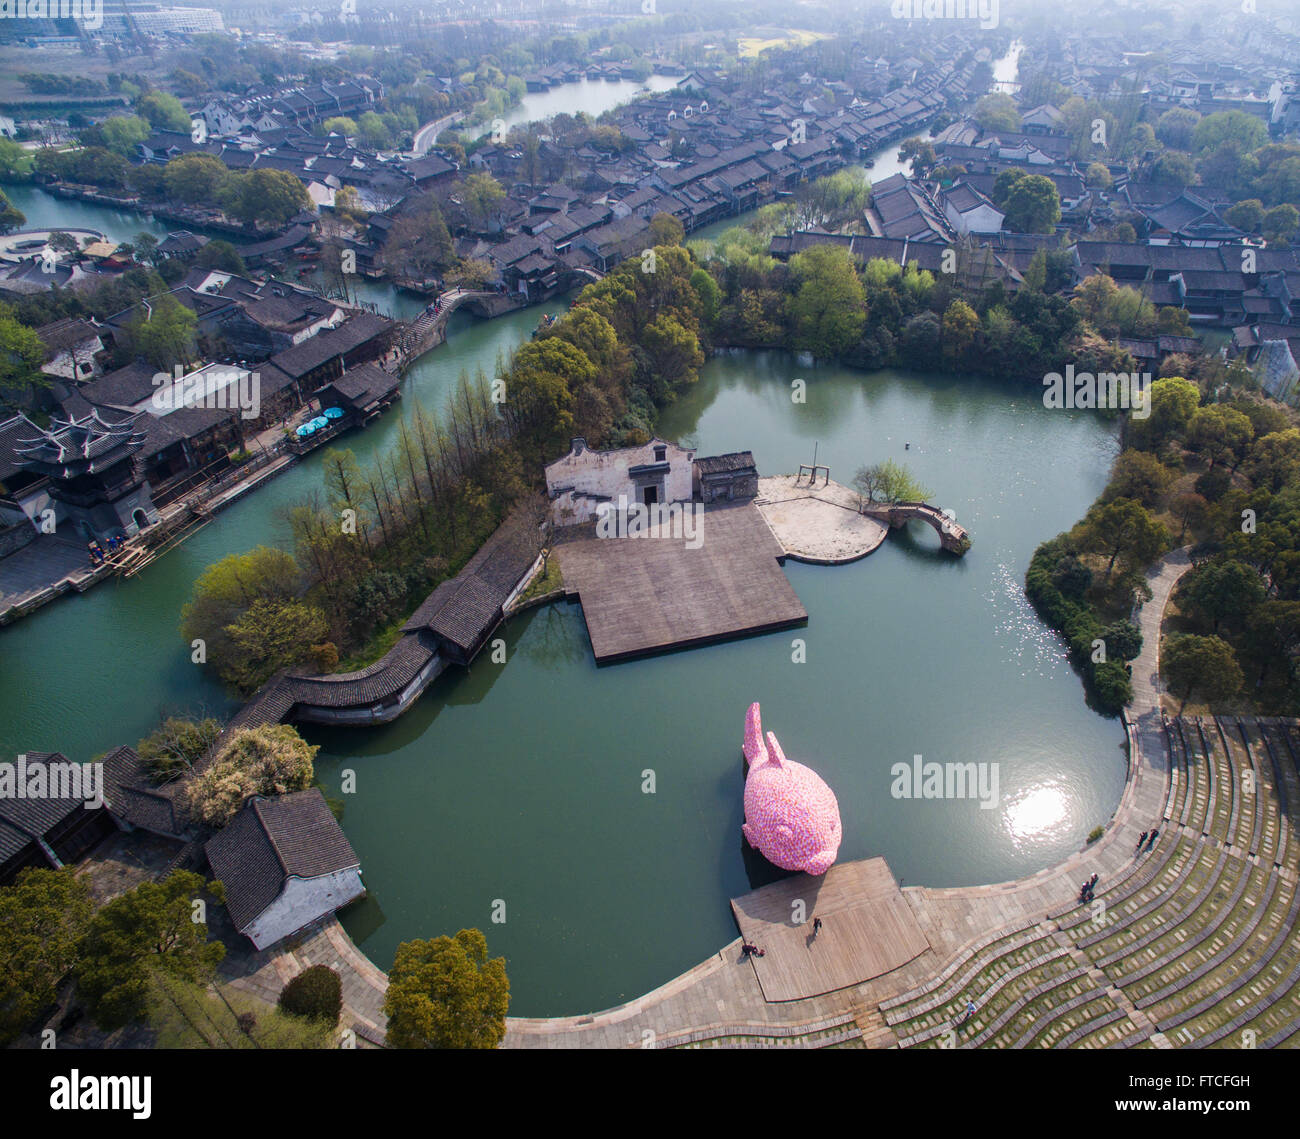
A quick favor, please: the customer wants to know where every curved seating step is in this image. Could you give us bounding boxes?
[1072,837,1197,948]
[895,948,1074,1047]
[1089,845,1228,968]
[960,965,1096,1049]
[1125,855,1257,999]
[878,917,1043,1013]
[1153,868,1284,1032]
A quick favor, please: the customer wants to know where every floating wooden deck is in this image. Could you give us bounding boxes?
[554,502,808,663]
[730,858,932,1002]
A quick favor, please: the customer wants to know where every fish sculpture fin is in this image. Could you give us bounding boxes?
[743,702,767,768]
[765,731,786,768]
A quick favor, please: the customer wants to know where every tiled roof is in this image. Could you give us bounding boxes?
[204,788,358,931]
[695,451,756,475]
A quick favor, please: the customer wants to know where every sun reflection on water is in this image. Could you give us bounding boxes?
[1004,784,1071,844]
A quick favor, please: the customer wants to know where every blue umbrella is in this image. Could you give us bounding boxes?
[310,416,330,430]
[323,406,344,420]
[296,422,317,437]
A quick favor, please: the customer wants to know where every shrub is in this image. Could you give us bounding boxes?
[1092,659,1133,712]
[278,965,342,1025]
[308,641,339,672]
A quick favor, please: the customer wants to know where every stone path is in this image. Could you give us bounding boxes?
[754,476,887,563]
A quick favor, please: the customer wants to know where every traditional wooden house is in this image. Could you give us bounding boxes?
[693,452,759,503]
[204,789,364,950]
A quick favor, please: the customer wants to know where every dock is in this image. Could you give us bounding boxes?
[554,501,807,663]
[730,858,932,1002]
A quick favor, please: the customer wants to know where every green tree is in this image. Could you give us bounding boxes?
[222,598,330,694]
[791,168,870,231]
[0,137,33,181]
[0,868,93,1045]
[1224,198,1265,233]
[1263,203,1299,244]
[221,168,311,228]
[1183,558,1268,633]
[1161,632,1244,709]
[1084,162,1113,190]
[0,307,47,401]
[1001,173,1061,234]
[941,298,979,361]
[181,545,305,675]
[1131,375,1200,451]
[1191,110,1268,154]
[185,723,318,827]
[384,929,509,1049]
[99,114,151,157]
[137,90,191,132]
[1155,108,1200,150]
[1082,497,1170,581]
[648,211,684,246]
[1188,404,1253,470]
[193,239,245,274]
[1103,449,1173,508]
[1246,429,1300,492]
[357,111,392,150]
[76,871,225,1031]
[126,292,196,370]
[322,116,359,137]
[972,92,1021,133]
[854,458,931,504]
[1149,151,1196,187]
[786,244,866,358]
[459,171,506,229]
[163,153,228,204]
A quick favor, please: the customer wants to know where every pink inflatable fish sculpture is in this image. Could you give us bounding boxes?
[741,702,842,875]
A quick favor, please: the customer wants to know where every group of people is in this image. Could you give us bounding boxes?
[86,534,124,566]
[741,916,825,961]
[1136,827,1160,854]
[1077,873,1099,903]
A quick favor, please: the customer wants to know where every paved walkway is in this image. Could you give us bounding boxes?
[754,476,887,563]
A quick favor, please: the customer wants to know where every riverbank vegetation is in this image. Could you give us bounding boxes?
[1025,374,1300,716]
[180,232,710,692]
[0,864,335,1047]
[383,928,509,1049]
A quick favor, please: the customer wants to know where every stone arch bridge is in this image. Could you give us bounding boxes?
[861,501,970,554]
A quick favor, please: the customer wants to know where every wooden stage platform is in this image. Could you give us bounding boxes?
[555,502,807,663]
[730,859,932,1002]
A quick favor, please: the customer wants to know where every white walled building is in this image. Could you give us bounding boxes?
[204,789,364,951]
[544,436,696,524]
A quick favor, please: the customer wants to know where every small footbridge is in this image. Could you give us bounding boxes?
[390,288,499,370]
[861,501,970,554]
